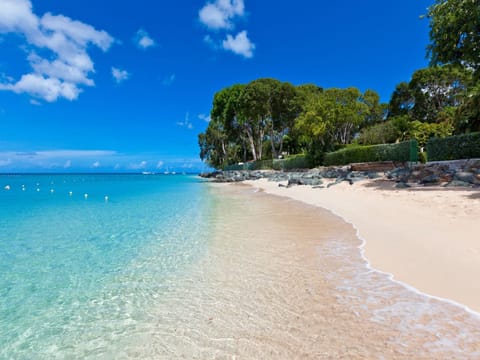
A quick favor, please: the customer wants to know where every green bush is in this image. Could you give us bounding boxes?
[427,132,480,161]
[324,140,418,166]
[273,154,312,170]
[418,151,428,164]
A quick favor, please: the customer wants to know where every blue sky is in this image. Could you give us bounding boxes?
[0,0,432,173]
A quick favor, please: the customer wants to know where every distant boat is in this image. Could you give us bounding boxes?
[142,171,154,175]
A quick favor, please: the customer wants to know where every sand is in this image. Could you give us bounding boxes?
[245,178,480,314]
[133,183,480,358]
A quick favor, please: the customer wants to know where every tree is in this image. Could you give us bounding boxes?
[388,65,471,122]
[389,82,414,117]
[361,89,388,127]
[199,84,246,168]
[237,79,273,161]
[427,0,480,76]
[294,87,371,156]
[409,65,470,122]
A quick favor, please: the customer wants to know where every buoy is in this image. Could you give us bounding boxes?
[36,188,40,192]
[4,185,10,190]
[84,193,88,199]
[104,196,109,202]
[50,189,54,193]
[69,191,73,196]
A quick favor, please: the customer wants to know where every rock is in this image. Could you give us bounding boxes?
[350,161,397,172]
[367,172,381,179]
[420,174,440,185]
[454,171,477,184]
[445,180,472,187]
[395,182,411,189]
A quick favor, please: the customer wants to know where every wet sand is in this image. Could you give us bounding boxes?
[121,183,480,358]
[246,178,480,314]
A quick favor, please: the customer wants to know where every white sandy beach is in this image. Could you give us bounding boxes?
[245,178,480,313]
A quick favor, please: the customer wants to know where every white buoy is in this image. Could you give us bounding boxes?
[69,191,73,196]
[50,189,54,193]
[104,195,109,202]
[84,193,88,199]
[4,185,10,190]
[36,188,40,192]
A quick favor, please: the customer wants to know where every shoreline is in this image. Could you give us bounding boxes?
[243,177,480,314]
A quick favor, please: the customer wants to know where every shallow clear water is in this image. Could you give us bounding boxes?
[2,176,480,358]
[0,174,213,358]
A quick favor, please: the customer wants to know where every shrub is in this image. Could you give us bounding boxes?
[357,121,399,145]
[427,132,480,161]
[324,140,418,166]
[273,154,312,170]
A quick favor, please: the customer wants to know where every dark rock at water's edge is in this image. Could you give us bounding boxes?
[199,159,480,189]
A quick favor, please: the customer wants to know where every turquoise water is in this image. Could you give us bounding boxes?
[0,174,213,358]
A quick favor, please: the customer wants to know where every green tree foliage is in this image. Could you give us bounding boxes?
[295,87,382,152]
[357,121,399,145]
[427,0,480,76]
[455,84,480,132]
[388,65,471,122]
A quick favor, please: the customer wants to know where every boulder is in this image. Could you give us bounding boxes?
[420,174,440,185]
[454,171,477,184]
[395,182,411,189]
[445,180,472,188]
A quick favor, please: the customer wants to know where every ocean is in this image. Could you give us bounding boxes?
[1,174,480,358]
[0,174,213,358]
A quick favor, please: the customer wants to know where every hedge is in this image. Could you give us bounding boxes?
[427,132,480,161]
[324,140,418,166]
[272,154,312,170]
[223,154,311,171]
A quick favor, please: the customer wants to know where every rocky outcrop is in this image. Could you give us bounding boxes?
[201,160,480,189]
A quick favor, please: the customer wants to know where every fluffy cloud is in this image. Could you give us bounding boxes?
[198,113,211,122]
[128,160,147,170]
[92,161,101,168]
[135,29,155,49]
[199,0,255,58]
[199,0,244,30]
[0,0,114,102]
[111,67,130,83]
[176,112,193,129]
[222,30,254,58]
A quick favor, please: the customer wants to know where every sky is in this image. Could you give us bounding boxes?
[0,0,433,173]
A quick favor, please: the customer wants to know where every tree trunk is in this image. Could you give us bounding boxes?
[245,127,257,161]
[270,128,277,159]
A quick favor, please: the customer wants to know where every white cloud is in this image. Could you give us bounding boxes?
[30,98,41,106]
[135,29,155,49]
[176,112,193,130]
[198,113,211,122]
[162,73,175,86]
[128,160,147,170]
[0,158,12,167]
[222,30,254,58]
[92,161,101,168]
[199,0,244,30]
[156,160,164,169]
[0,0,114,102]
[111,67,130,83]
